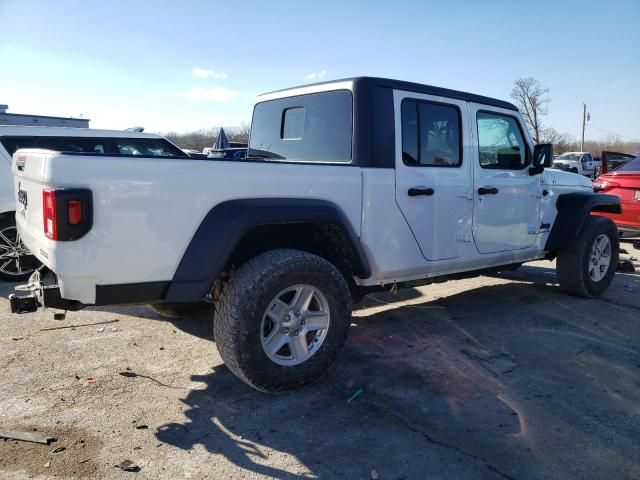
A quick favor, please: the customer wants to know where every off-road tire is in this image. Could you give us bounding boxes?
[149,301,213,319]
[556,216,619,297]
[214,249,352,393]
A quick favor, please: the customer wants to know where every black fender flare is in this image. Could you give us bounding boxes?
[164,198,371,302]
[545,192,621,252]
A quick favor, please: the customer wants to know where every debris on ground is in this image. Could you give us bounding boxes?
[134,425,148,430]
[116,460,141,472]
[618,249,637,273]
[0,430,56,445]
[79,458,90,464]
[44,461,51,468]
[39,319,119,332]
[462,348,517,376]
[50,446,66,454]
[346,388,363,404]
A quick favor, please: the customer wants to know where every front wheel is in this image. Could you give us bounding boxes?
[0,216,40,282]
[556,216,619,297]
[214,249,352,392]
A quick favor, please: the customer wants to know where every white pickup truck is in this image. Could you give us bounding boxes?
[552,151,601,177]
[10,77,621,392]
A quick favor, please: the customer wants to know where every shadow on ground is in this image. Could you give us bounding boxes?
[154,267,640,480]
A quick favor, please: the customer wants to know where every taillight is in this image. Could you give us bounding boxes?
[67,200,83,225]
[593,180,620,192]
[42,188,93,241]
[43,189,57,240]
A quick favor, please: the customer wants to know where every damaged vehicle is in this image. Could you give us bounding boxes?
[9,77,621,392]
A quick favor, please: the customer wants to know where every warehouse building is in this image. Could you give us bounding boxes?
[0,104,89,128]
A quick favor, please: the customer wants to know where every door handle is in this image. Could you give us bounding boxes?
[478,187,499,195]
[408,187,434,197]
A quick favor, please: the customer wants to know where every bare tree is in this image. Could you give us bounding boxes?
[511,78,549,143]
[540,127,574,154]
[227,121,251,144]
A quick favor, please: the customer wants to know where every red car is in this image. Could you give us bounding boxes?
[593,155,640,236]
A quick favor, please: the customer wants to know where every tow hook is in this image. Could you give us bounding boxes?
[10,269,46,314]
[9,293,39,313]
[8,268,84,314]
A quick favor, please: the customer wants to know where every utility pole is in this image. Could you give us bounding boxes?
[581,103,587,151]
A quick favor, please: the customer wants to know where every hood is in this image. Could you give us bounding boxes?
[542,169,593,188]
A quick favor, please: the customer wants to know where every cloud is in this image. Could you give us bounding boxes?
[177,87,240,102]
[192,68,228,79]
[304,70,327,81]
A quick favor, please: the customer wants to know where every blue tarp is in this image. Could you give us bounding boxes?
[214,127,230,149]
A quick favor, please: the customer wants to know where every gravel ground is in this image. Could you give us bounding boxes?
[1,241,639,480]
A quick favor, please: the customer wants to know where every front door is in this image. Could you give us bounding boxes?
[470,105,541,254]
[394,91,473,261]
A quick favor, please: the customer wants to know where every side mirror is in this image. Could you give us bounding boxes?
[530,143,553,175]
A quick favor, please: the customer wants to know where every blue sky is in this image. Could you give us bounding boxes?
[0,0,638,141]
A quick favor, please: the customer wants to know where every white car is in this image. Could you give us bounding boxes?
[552,151,601,177]
[0,126,189,280]
[10,77,621,392]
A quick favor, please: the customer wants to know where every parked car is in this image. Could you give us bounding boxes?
[593,154,640,237]
[9,77,620,392]
[182,149,209,159]
[0,126,189,280]
[552,151,600,177]
[597,151,636,176]
[204,143,249,160]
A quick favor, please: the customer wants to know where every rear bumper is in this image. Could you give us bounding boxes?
[9,269,85,314]
[9,268,171,314]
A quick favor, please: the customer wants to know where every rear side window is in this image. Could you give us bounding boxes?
[281,107,305,140]
[0,137,38,156]
[114,138,185,157]
[36,137,107,154]
[401,99,462,167]
[249,90,352,162]
[0,136,187,158]
[477,112,529,169]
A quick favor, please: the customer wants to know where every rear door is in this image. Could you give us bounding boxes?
[394,91,473,261]
[470,105,540,254]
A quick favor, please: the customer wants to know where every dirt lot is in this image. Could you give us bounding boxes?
[1,242,639,480]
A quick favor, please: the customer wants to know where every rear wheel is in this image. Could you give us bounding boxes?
[557,216,619,297]
[214,249,352,392]
[0,216,39,282]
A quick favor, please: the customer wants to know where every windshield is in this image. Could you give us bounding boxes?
[613,156,640,172]
[557,153,581,160]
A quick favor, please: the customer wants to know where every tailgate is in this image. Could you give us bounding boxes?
[13,149,53,268]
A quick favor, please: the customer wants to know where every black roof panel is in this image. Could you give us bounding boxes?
[262,76,518,111]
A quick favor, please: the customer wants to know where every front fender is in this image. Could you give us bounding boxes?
[545,192,621,251]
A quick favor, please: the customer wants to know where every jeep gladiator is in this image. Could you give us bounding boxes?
[10,77,622,392]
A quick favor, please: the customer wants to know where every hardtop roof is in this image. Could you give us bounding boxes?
[261,76,519,111]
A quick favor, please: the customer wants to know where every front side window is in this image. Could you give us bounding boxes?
[477,112,529,169]
[401,99,461,167]
[249,90,352,162]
